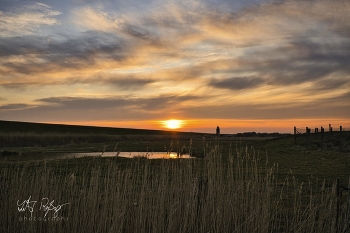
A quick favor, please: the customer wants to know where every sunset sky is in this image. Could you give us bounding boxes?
[0,0,349,133]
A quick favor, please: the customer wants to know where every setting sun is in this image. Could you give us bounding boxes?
[164,119,183,129]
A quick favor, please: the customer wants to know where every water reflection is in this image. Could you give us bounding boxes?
[67,152,192,159]
[2,151,192,161]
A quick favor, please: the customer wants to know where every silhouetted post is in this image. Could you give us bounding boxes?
[216,126,220,137]
[305,127,309,145]
[329,124,332,140]
[294,126,297,145]
[315,128,318,139]
[340,126,343,132]
[321,127,324,142]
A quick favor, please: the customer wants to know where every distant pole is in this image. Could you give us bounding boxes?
[321,127,324,142]
[329,124,332,140]
[315,128,318,139]
[306,127,310,145]
[340,126,343,132]
[294,126,297,145]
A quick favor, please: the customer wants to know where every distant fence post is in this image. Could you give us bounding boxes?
[306,127,310,145]
[294,126,297,145]
[315,127,318,139]
[321,127,324,142]
[340,126,343,132]
[329,124,332,140]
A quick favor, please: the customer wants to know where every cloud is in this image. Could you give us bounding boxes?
[72,7,165,48]
[0,2,61,37]
[8,90,346,121]
[0,103,33,110]
[73,7,123,32]
[179,98,350,120]
[1,89,349,123]
[34,94,202,112]
[99,77,154,90]
[262,40,350,86]
[320,91,350,106]
[36,96,130,110]
[0,32,127,75]
[0,72,155,91]
[0,31,124,57]
[122,23,162,45]
[2,0,348,85]
[310,78,350,92]
[209,77,265,90]
[0,94,204,121]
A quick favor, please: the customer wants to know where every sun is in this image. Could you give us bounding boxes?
[164,119,183,129]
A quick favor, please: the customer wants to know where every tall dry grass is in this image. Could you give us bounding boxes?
[0,145,349,233]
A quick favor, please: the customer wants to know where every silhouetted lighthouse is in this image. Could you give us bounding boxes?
[216,126,220,136]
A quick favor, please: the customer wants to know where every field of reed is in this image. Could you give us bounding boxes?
[1,145,349,233]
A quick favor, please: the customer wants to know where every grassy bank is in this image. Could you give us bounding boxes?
[0,120,207,149]
[1,146,349,233]
[0,120,193,135]
[1,132,350,182]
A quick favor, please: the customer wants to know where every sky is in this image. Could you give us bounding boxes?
[0,0,349,133]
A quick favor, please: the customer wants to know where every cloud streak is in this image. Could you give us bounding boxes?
[0,2,61,37]
[209,77,265,90]
[0,103,33,110]
[1,91,349,123]
[73,7,123,32]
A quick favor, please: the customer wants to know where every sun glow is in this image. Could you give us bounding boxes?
[164,119,183,129]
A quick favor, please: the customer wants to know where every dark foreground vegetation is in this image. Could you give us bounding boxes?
[1,120,350,232]
[1,146,350,233]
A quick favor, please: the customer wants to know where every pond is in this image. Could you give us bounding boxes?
[64,151,192,159]
[2,151,192,161]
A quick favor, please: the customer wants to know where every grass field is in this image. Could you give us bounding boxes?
[1,121,350,232]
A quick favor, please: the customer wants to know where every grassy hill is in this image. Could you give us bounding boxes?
[0,120,208,149]
[0,120,201,136]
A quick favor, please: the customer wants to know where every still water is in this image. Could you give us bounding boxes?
[2,151,192,161]
[64,152,192,159]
